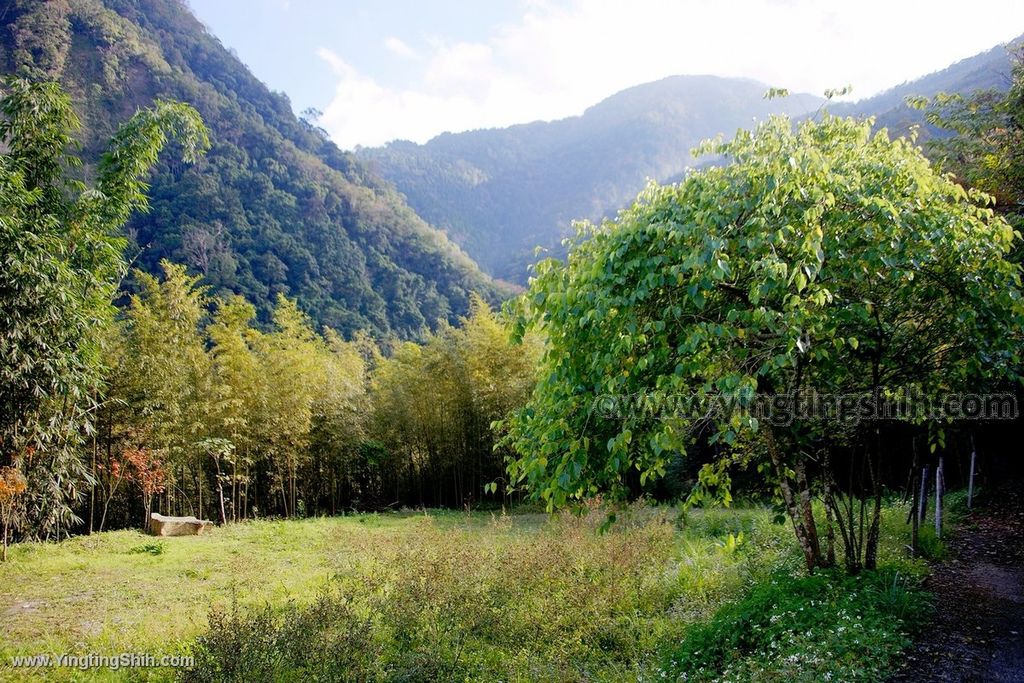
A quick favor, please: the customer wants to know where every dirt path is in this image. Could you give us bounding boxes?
[891,488,1024,682]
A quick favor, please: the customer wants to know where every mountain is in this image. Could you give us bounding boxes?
[361,42,1020,284]
[359,77,822,282]
[824,37,1019,136]
[0,0,502,339]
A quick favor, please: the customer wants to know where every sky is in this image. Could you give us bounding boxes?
[187,0,1024,150]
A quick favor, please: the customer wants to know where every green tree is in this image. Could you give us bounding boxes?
[369,297,538,508]
[115,261,213,520]
[256,295,327,517]
[505,113,1022,573]
[0,78,207,537]
[910,46,1024,253]
[460,295,540,503]
[207,296,263,521]
[306,329,370,514]
[126,262,212,446]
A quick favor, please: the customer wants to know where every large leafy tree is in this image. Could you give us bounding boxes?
[506,113,1022,572]
[0,78,207,537]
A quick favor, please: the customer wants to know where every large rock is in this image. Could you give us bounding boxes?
[149,513,214,536]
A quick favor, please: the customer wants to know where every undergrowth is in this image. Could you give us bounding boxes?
[658,566,932,682]
[6,499,931,682]
[182,506,797,682]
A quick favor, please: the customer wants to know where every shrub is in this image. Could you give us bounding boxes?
[128,541,166,556]
[660,567,932,682]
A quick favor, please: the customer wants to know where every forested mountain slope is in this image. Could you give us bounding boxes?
[0,0,502,339]
[361,40,1021,284]
[359,76,822,282]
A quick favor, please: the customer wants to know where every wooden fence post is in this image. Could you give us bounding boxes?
[918,464,929,526]
[967,435,977,509]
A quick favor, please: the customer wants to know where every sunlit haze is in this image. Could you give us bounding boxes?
[179,2,1024,148]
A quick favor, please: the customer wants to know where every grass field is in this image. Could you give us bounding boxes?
[0,503,933,682]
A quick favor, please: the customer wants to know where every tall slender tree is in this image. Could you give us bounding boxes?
[0,78,207,537]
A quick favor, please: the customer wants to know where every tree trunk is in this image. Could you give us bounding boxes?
[215,457,227,526]
[89,425,97,534]
[822,450,836,567]
[98,469,124,533]
[918,464,929,525]
[864,488,883,570]
[796,458,825,565]
[99,498,111,533]
[935,456,944,539]
[827,451,866,574]
[767,432,820,572]
[864,439,883,571]
[230,460,237,522]
[910,468,920,557]
[292,462,298,517]
[827,489,859,574]
[243,463,249,519]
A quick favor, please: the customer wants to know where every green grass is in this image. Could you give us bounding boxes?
[0,506,796,681]
[0,500,933,682]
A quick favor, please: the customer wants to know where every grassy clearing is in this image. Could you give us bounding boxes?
[0,500,934,682]
[0,506,794,681]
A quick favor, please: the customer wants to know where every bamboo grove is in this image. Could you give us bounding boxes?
[0,77,537,540]
[90,262,539,533]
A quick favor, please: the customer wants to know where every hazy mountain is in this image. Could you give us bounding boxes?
[0,0,502,339]
[824,37,1019,135]
[359,77,823,282]
[7,2,1017,309]
[361,40,1020,284]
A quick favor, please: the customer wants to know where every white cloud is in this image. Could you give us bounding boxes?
[317,47,490,148]
[316,47,351,78]
[424,42,495,91]
[384,36,418,59]
[317,0,1024,149]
